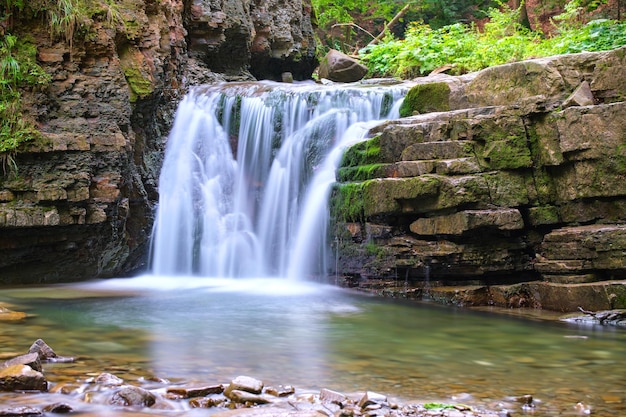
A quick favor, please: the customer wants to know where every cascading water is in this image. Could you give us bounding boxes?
[151,81,405,279]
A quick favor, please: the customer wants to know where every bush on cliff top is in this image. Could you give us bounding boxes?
[360,2,626,77]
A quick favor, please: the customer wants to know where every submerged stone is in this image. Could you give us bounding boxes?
[109,386,156,407]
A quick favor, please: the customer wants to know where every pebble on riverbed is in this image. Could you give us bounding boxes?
[1,340,511,417]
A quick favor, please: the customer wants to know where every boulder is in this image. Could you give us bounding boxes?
[109,386,156,407]
[224,376,264,396]
[0,364,48,392]
[2,353,42,373]
[318,49,368,83]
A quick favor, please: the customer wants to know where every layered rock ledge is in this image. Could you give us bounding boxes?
[331,47,626,312]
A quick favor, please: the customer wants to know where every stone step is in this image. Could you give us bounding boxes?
[337,157,483,182]
[401,140,474,161]
[409,208,524,236]
[386,157,482,177]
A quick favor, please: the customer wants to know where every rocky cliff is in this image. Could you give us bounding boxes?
[0,0,317,284]
[332,47,626,312]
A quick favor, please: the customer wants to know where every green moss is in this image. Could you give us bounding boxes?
[340,135,382,168]
[529,167,557,204]
[482,171,530,207]
[337,163,388,182]
[122,64,154,102]
[362,176,441,216]
[124,67,153,100]
[474,117,533,170]
[399,82,450,118]
[330,182,365,222]
[364,240,384,256]
[482,138,533,170]
[423,403,457,411]
[527,205,560,226]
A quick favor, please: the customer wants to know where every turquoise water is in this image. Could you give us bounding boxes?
[1,276,624,416]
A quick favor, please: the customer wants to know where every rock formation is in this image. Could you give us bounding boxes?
[186,0,317,80]
[0,0,317,284]
[331,47,626,312]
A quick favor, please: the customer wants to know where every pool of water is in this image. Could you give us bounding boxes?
[1,276,624,416]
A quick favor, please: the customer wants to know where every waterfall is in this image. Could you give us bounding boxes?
[151,81,405,279]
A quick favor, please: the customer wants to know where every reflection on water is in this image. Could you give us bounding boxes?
[1,276,625,416]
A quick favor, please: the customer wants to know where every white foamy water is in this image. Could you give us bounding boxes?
[150,81,405,280]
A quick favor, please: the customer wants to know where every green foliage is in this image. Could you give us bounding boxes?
[312,0,401,31]
[47,0,79,49]
[538,19,626,54]
[359,1,626,78]
[311,0,498,54]
[0,33,49,175]
[423,403,457,410]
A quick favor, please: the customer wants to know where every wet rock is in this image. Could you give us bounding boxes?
[167,384,224,398]
[358,391,387,409]
[515,394,533,405]
[189,396,227,408]
[265,385,295,397]
[320,387,348,404]
[211,407,328,416]
[27,340,73,364]
[0,364,48,392]
[226,389,271,404]
[2,353,42,373]
[109,386,156,407]
[282,72,294,83]
[0,407,42,416]
[0,306,27,321]
[93,372,124,386]
[318,49,368,83]
[28,340,56,362]
[41,403,73,413]
[225,375,264,395]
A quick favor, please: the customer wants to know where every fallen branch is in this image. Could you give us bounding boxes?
[331,23,376,41]
[578,306,626,324]
[367,2,413,46]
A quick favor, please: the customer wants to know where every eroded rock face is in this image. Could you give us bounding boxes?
[0,0,317,285]
[332,47,626,312]
[186,0,317,80]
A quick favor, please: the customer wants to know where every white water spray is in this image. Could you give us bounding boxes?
[151,81,405,279]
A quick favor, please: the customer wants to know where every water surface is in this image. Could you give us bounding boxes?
[1,276,624,416]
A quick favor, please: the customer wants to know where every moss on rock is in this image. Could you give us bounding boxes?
[330,182,365,222]
[399,82,451,117]
[340,135,382,168]
[337,163,389,182]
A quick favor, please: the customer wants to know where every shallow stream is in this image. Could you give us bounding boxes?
[1,276,624,416]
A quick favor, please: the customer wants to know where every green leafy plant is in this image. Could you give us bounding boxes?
[0,34,49,176]
[359,0,626,78]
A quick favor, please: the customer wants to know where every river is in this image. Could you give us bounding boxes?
[1,276,624,416]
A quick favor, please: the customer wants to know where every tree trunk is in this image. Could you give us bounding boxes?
[512,0,532,30]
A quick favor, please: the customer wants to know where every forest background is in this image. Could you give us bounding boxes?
[1,0,626,166]
[311,0,626,77]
